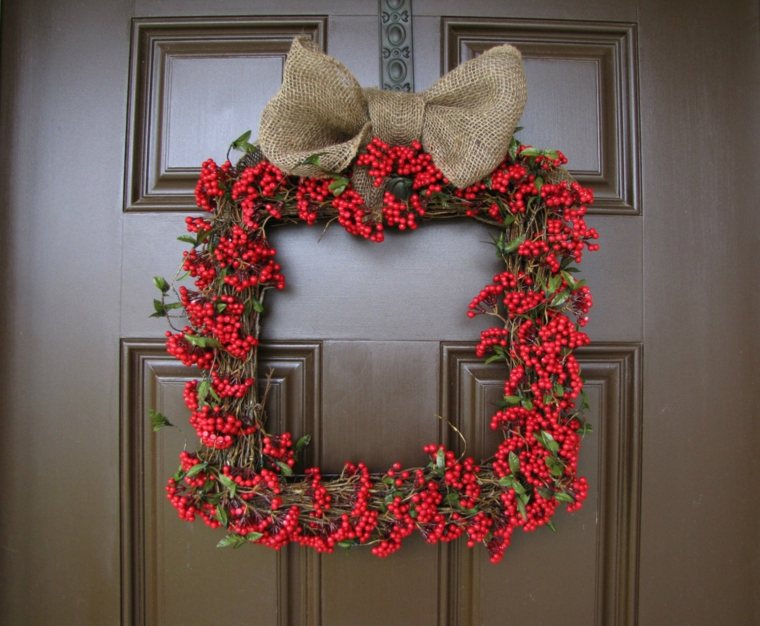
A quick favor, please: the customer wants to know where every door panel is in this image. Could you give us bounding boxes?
[1,1,757,625]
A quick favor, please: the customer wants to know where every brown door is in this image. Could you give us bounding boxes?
[1,1,757,625]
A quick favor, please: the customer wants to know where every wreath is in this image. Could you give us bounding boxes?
[151,39,599,564]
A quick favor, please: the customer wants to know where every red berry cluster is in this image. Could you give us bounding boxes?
[543,183,599,263]
[195,159,232,212]
[331,188,385,241]
[262,433,295,473]
[353,138,447,232]
[231,160,286,228]
[295,177,332,225]
[189,405,253,449]
[178,287,257,360]
[165,327,215,369]
[467,271,544,318]
[212,224,285,292]
[454,153,538,218]
[154,135,598,564]
[357,138,445,195]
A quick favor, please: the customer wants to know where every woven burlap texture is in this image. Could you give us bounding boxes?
[258,38,528,189]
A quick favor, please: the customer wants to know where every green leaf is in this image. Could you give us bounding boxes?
[547,273,562,294]
[521,398,534,410]
[214,505,229,528]
[197,379,210,405]
[185,462,207,478]
[295,434,312,452]
[232,129,252,146]
[535,176,544,191]
[149,409,173,432]
[302,152,324,166]
[230,130,255,153]
[435,448,445,471]
[338,541,355,549]
[508,136,520,160]
[504,234,526,254]
[543,394,553,405]
[561,270,578,289]
[276,461,293,476]
[551,291,570,308]
[535,430,560,454]
[328,176,349,196]
[246,532,263,542]
[183,334,221,349]
[520,147,539,157]
[252,298,265,314]
[508,451,520,475]
[208,385,221,402]
[217,534,247,549]
[516,498,527,520]
[164,302,184,311]
[484,353,506,365]
[580,389,590,410]
[512,480,526,495]
[577,423,593,436]
[494,232,507,256]
[505,395,521,406]
[445,492,460,507]
[217,472,237,496]
[153,276,170,294]
[546,520,557,532]
[196,229,211,245]
[498,475,515,487]
[177,234,197,245]
[216,302,227,313]
[545,456,564,478]
[554,492,575,504]
[553,383,565,397]
[152,299,167,318]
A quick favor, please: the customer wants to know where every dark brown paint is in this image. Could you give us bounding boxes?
[1,1,757,625]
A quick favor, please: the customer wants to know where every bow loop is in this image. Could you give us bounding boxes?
[258,37,527,190]
[421,45,527,187]
[258,38,370,177]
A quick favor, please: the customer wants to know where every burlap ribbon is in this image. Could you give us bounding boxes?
[258,38,528,190]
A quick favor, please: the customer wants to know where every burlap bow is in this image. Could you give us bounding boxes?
[258,38,527,189]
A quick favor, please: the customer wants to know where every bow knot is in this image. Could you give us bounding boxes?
[259,38,527,189]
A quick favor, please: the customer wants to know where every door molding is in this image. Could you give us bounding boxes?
[120,339,323,626]
[443,18,640,216]
[439,342,642,626]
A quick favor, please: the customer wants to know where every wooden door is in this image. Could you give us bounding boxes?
[1,1,757,625]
